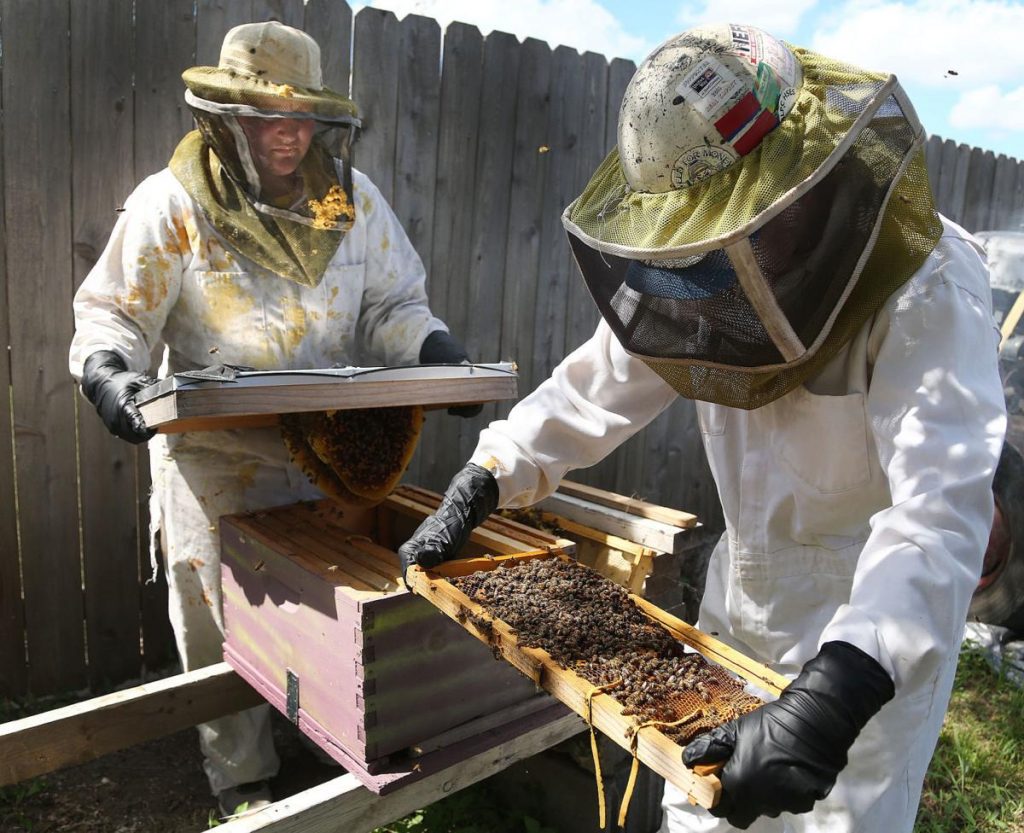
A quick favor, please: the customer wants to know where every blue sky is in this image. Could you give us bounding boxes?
[357,0,1024,160]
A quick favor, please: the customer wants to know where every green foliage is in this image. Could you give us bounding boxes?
[0,777,48,831]
[374,782,559,833]
[916,648,1024,832]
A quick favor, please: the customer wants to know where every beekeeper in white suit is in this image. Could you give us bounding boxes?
[399,23,1007,833]
[69,21,475,816]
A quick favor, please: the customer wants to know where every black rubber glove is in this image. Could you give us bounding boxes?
[418,330,482,418]
[397,462,499,584]
[81,350,157,444]
[683,640,895,829]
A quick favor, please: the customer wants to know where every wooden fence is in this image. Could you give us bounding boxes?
[1,0,1022,699]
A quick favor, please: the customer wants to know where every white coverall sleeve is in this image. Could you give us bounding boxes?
[354,172,447,366]
[69,174,186,380]
[470,319,679,507]
[819,236,1007,693]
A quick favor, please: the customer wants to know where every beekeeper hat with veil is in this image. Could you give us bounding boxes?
[562,23,944,410]
[170,20,362,287]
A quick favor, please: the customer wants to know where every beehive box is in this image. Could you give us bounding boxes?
[220,486,574,793]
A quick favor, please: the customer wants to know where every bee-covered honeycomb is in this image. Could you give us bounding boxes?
[281,405,423,505]
[451,557,764,744]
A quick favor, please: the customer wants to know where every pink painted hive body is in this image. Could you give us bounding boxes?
[220,488,573,793]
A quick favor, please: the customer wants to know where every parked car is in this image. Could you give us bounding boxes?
[971,230,1024,631]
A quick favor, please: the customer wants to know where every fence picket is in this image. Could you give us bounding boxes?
[393,13,442,485]
[531,47,587,395]
[304,0,353,97]
[963,148,997,232]
[2,0,85,695]
[0,7,26,697]
[456,30,521,466]
[133,0,196,674]
[498,38,553,420]
[71,0,142,689]
[351,8,400,203]
[418,23,484,492]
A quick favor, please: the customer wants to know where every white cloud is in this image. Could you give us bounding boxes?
[355,0,651,60]
[951,84,1024,131]
[809,1,1024,89]
[675,0,819,38]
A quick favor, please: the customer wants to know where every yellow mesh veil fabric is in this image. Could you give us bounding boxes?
[169,129,354,287]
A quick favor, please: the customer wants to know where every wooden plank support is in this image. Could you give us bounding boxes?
[215,712,584,832]
[384,492,573,556]
[538,491,692,554]
[407,559,742,809]
[558,480,698,530]
[0,663,261,786]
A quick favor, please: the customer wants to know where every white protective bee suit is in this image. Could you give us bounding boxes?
[69,164,447,793]
[469,217,1006,833]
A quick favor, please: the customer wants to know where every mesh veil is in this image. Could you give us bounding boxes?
[563,48,943,409]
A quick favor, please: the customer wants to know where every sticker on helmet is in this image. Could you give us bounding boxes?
[676,56,744,120]
[754,62,782,113]
[671,144,736,188]
[728,24,800,87]
[778,86,798,118]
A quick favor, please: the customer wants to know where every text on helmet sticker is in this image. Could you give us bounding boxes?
[675,56,744,121]
[728,24,800,87]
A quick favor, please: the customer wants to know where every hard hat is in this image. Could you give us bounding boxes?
[619,24,802,193]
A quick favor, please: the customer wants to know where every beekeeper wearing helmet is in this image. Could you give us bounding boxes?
[399,23,1006,832]
[69,21,475,817]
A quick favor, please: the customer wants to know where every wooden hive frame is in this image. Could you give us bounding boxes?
[406,552,791,810]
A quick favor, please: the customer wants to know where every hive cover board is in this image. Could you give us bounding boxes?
[136,363,518,432]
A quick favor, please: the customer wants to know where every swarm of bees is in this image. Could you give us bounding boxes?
[452,557,763,744]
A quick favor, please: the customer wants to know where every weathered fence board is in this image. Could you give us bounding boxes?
[392,13,441,486]
[531,46,587,396]
[498,37,554,420]
[134,0,195,673]
[135,0,196,181]
[963,148,997,233]
[991,154,1019,231]
[304,0,352,97]
[457,30,521,466]
[351,7,400,204]
[71,0,143,689]
[564,51,608,357]
[3,0,85,695]
[0,17,26,698]
[419,22,484,492]
[3,0,1023,699]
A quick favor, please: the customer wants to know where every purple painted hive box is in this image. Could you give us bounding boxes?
[220,486,574,793]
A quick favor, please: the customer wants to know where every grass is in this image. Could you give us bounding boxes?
[371,780,558,833]
[916,648,1024,832]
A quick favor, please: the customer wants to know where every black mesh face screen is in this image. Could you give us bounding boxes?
[570,100,914,371]
[570,236,785,367]
[752,120,912,347]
